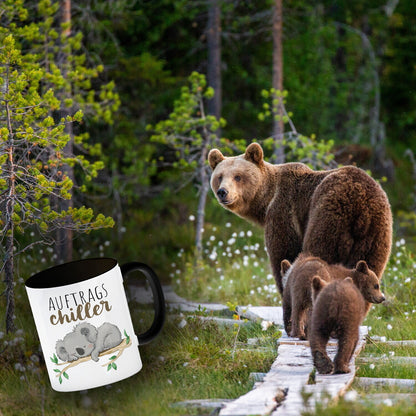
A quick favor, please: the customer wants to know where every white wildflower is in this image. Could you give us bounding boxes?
[344,390,358,402]
[178,319,187,329]
[189,215,195,221]
[261,320,273,331]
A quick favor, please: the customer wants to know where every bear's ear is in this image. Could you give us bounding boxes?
[208,149,225,170]
[355,260,369,274]
[344,277,354,284]
[280,259,291,277]
[244,143,264,166]
[312,276,327,293]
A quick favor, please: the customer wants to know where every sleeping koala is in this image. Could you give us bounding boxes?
[56,322,122,362]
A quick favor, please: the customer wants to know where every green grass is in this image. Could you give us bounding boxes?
[172,220,279,306]
[302,397,416,416]
[0,282,277,415]
[2,220,416,415]
[356,361,416,380]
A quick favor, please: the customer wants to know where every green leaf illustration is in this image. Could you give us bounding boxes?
[107,363,112,372]
[50,354,58,364]
[112,362,117,370]
[59,375,62,384]
[63,372,69,380]
[110,355,117,360]
[53,369,61,373]
[124,330,130,345]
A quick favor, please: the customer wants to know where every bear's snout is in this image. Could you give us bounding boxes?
[217,188,228,201]
[76,347,85,356]
[372,293,385,304]
[377,294,386,303]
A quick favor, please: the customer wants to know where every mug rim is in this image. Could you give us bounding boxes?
[25,257,118,289]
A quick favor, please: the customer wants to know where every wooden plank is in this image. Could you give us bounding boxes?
[171,398,233,410]
[128,284,229,312]
[272,326,368,415]
[355,377,416,390]
[373,340,416,347]
[219,327,368,416]
[277,331,338,347]
[238,306,284,327]
[358,356,416,365]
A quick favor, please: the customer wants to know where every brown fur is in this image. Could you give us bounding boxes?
[309,272,385,374]
[280,255,379,340]
[208,143,392,296]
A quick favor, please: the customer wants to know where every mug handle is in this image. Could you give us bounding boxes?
[120,262,166,345]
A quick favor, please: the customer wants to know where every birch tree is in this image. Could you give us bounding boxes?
[148,72,227,255]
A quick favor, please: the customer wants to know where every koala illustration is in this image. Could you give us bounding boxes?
[56,322,122,362]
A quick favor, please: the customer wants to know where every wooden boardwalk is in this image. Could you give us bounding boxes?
[128,288,384,415]
[219,326,368,416]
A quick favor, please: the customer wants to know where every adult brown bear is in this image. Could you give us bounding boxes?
[208,143,392,296]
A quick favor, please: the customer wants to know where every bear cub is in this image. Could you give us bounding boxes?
[280,255,379,340]
[309,265,385,374]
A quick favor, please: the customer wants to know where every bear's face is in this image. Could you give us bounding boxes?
[208,143,265,217]
[352,260,385,304]
[56,323,98,362]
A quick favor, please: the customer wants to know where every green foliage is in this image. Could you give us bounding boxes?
[258,89,337,169]
[0,33,115,241]
[148,71,227,177]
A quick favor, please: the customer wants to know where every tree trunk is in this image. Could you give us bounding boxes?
[195,166,210,255]
[272,0,284,163]
[4,65,16,333]
[56,0,74,263]
[207,0,222,131]
[195,95,213,256]
[56,120,74,263]
[4,149,15,333]
[4,227,15,334]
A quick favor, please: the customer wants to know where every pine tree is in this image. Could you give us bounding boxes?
[0,32,114,332]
